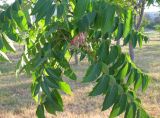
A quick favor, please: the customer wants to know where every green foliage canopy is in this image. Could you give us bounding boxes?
[0,0,158,117]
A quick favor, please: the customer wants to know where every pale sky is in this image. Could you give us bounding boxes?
[0,0,15,5]
[0,0,160,13]
[145,5,160,12]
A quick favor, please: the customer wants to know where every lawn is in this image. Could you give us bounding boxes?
[0,31,160,118]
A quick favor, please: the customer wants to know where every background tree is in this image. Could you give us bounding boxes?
[128,0,146,61]
[129,0,160,61]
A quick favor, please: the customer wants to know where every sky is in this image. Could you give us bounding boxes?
[0,0,160,13]
[145,4,160,12]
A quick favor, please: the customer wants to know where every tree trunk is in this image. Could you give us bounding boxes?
[136,0,145,30]
[129,41,135,60]
[74,54,79,65]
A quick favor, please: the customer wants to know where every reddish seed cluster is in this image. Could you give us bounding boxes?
[70,32,86,46]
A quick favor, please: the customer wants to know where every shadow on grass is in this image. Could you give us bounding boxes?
[0,62,17,74]
[135,44,160,73]
[0,74,34,113]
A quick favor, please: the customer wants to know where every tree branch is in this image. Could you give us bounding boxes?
[136,0,146,30]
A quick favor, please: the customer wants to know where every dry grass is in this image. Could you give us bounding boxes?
[0,31,160,118]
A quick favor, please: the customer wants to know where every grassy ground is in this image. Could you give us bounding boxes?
[0,31,160,118]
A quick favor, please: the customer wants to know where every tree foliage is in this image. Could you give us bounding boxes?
[0,0,158,117]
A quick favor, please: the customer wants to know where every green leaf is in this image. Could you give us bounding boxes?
[90,75,110,96]
[44,99,56,114]
[111,17,119,33]
[97,40,110,63]
[124,102,137,118]
[18,0,22,4]
[137,108,150,118]
[102,5,115,34]
[58,82,72,95]
[127,69,135,86]
[36,1,53,22]
[142,75,150,92]
[45,4,56,24]
[83,63,102,82]
[44,76,59,89]
[115,23,124,40]
[45,24,58,37]
[12,10,28,30]
[64,67,77,80]
[2,33,16,52]
[16,54,28,76]
[74,0,89,18]
[127,91,136,102]
[77,12,95,32]
[109,53,126,75]
[132,31,138,48]
[137,33,143,48]
[102,84,118,111]
[101,63,109,74]
[44,90,63,114]
[0,50,10,62]
[0,36,3,49]
[12,1,20,11]
[57,4,64,18]
[123,33,130,45]
[31,55,46,70]
[36,105,45,118]
[78,14,89,32]
[116,62,129,82]
[52,89,63,107]
[5,30,20,42]
[6,7,12,19]
[44,89,63,113]
[134,73,142,91]
[110,94,127,117]
[108,46,121,64]
[41,80,52,101]
[46,68,62,81]
[32,0,49,14]
[87,12,96,25]
[80,51,86,61]
[31,80,40,97]
[123,9,132,38]
[53,52,76,80]
[78,12,96,32]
